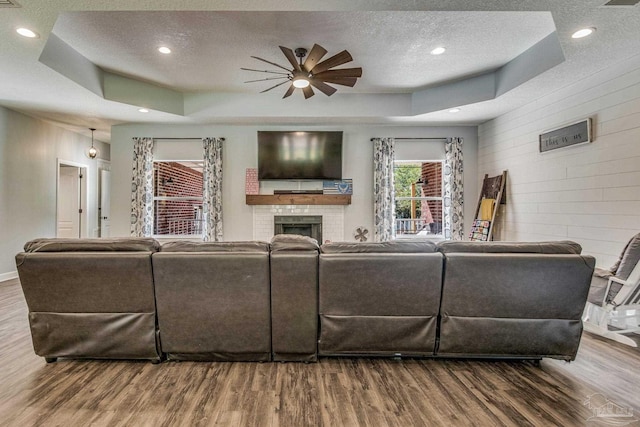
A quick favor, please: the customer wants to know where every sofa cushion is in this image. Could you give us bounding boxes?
[320,240,436,253]
[436,240,582,254]
[23,238,160,253]
[152,251,271,360]
[270,234,319,252]
[160,241,269,252]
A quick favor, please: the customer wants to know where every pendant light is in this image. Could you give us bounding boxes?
[87,128,98,159]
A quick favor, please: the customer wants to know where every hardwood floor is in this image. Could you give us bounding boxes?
[1,278,638,427]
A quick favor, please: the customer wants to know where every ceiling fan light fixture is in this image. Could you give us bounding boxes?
[243,43,360,98]
[431,47,446,55]
[292,76,310,88]
[158,46,172,54]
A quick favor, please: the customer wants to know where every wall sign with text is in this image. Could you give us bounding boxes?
[539,118,592,153]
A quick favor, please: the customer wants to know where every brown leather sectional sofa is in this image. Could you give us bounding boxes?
[16,238,162,363]
[15,236,595,363]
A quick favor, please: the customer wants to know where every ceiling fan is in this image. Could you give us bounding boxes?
[241,44,362,99]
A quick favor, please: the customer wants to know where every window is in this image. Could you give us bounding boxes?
[394,161,444,238]
[153,161,204,237]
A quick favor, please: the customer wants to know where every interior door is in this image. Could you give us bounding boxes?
[57,165,80,238]
[99,169,111,237]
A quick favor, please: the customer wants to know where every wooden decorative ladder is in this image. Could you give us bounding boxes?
[469,171,507,241]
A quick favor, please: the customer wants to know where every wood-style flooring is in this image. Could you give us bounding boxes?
[1,278,638,426]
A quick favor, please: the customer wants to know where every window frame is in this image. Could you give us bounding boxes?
[152,160,204,239]
[393,160,445,239]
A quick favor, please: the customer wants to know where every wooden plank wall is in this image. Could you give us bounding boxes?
[478,55,640,268]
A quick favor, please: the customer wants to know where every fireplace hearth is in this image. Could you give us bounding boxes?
[274,215,322,243]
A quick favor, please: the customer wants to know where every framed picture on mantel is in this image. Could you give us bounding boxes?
[323,179,353,195]
[245,168,259,195]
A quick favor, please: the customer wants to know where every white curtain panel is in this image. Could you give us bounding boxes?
[202,137,224,242]
[130,137,154,237]
[373,137,396,242]
[444,137,464,240]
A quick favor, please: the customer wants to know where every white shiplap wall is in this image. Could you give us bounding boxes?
[478,55,640,269]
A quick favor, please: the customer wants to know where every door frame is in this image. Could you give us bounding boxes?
[97,159,111,237]
[56,159,89,238]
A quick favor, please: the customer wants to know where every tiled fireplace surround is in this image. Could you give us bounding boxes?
[252,205,345,243]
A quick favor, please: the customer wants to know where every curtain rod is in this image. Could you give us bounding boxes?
[153,137,226,141]
[370,137,446,141]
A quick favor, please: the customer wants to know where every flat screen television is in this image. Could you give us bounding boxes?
[258,131,343,180]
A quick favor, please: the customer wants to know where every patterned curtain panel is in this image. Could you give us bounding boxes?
[373,137,396,242]
[444,137,464,240]
[130,137,154,237]
[202,137,224,242]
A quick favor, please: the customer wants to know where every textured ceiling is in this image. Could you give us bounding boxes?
[51,11,555,93]
[1,1,640,142]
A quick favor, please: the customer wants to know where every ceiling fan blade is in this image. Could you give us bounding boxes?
[302,85,315,99]
[241,67,290,76]
[315,76,358,87]
[260,80,291,93]
[313,68,362,79]
[303,44,328,72]
[251,56,291,72]
[309,79,337,96]
[310,50,353,74]
[282,84,295,98]
[279,46,301,72]
[244,76,289,83]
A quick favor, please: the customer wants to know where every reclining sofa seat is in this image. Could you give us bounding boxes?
[270,234,320,362]
[15,238,162,362]
[152,241,271,361]
[436,241,596,361]
[318,240,443,356]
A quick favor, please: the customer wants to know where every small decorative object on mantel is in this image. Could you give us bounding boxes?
[245,168,259,195]
[323,179,353,195]
[539,118,592,153]
[354,226,368,242]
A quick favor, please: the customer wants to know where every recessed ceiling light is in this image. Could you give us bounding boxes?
[431,47,446,55]
[16,27,39,38]
[572,28,596,39]
[449,108,461,113]
[158,46,172,54]
[138,108,149,113]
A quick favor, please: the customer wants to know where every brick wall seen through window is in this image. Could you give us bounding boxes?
[153,161,203,236]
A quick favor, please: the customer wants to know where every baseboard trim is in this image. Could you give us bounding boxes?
[0,271,18,282]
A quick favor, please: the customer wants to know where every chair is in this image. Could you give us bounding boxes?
[583,233,640,347]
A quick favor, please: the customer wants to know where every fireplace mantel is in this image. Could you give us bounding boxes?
[246,194,351,205]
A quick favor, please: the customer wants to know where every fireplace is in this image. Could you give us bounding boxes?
[252,206,343,243]
[274,215,322,243]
